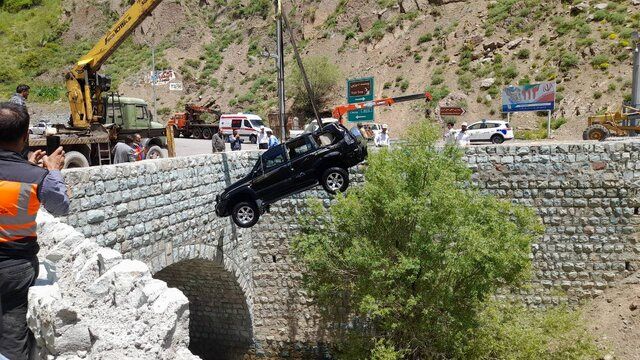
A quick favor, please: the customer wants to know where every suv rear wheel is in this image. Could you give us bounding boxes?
[490,134,504,144]
[321,167,349,194]
[232,201,260,228]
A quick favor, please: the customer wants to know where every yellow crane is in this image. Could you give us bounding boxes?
[64,0,163,128]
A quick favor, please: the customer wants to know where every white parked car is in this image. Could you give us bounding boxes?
[466,120,514,144]
[29,121,54,136]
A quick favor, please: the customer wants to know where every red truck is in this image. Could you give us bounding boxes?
[168,102,221,139]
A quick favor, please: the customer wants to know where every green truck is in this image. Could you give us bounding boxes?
[28,94,167,168]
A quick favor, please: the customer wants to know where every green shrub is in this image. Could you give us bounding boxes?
[157,107,172,116]
[417,33,433,44]
[590,55,610,70]
[558,52,579,72]
[594,91,602,99]
[399,79,409,92]
[293,122,543,358]
[184,59,200,69]
[288,56,341,116]
[516,48,530,59]
[457,73,473,91]
[2,0,42,12]
[502,65,519,81]
[362,20,387,43]
[464,301,602,359]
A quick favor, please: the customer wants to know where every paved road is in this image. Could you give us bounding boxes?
[174,137,259,157]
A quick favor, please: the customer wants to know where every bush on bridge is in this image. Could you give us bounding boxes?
[292,122,600,359]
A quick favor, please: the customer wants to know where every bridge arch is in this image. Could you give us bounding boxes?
[151,244,254,360]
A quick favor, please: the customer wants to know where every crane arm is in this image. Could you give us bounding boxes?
[332,92,433,121]
[65,0,164,128]
[71,0,163,77]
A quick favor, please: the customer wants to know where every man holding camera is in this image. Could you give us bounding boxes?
[0,102,69,360]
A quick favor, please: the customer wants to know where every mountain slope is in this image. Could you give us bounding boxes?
[1,0,639,139]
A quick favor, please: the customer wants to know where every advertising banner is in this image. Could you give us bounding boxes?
[502,82,555,112]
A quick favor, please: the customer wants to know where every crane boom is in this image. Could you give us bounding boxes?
[332,92,433,122]
[65,0,164,128]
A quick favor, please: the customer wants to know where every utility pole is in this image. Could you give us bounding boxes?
[275,0,286,140]
[631,31,639,135]
[151,44,157,124]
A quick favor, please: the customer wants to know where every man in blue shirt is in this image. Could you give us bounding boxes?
[267,130,280,148]
[229,129,243,151]
[0,102,69,360]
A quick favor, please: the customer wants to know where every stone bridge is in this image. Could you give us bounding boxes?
[30,140,640,359]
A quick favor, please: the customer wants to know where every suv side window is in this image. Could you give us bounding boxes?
[231,119,242,128]
[287,136,316,159]
[262,145,287,170]
[243,120,252,128]
[468,123,482,130]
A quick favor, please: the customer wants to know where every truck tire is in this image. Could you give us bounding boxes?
[321,167,349,195]
[173,126,180,138]
[181,130,192,138]
[231,201,260,228]
[202,128,213,140]
[250,134,257,144]
[192,128,203,139]
[64,151,90,168]
[146,145,165,159]
[585,124,609,141]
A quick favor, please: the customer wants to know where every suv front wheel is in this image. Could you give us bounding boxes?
[232,201,260,228]
[321,167,349,195]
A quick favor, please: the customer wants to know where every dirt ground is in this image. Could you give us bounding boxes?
[584,273,640,359]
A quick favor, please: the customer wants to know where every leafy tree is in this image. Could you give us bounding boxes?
[292,122,543,358]
[288,56,341,117]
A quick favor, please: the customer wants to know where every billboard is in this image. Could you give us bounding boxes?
[502,82,556,112]
[148,69,176,85]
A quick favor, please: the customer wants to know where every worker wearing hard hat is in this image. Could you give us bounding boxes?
[0,102,69,360]
[374,124,391,147]
[455,122,471,147]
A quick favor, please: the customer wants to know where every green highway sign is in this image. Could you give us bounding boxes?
[348,108,374,123]
[347,77,374,104]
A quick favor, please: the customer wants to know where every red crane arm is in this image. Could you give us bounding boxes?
[332,92,433,121]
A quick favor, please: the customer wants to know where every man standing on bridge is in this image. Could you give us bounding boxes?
[9,85,30,109]
[0,102,69,360]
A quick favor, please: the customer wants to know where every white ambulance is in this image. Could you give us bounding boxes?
[219,113,272,144]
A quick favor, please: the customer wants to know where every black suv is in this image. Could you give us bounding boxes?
[215,123,367,227]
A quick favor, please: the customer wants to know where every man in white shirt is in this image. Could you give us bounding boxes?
[443,122,457,144]
[455,122,471,147]
[257,126,269,149]
[374,124,391,147]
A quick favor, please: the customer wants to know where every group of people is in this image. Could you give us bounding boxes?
[444,122,471,147]
[211,126,280,153]
[112,133,146,163]
[351,123,391,147]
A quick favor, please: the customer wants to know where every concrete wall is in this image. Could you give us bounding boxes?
[49,140,640,358]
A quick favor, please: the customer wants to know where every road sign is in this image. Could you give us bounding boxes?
[347,77,374,104]
[440,106,466,116]
[348,108,374,123]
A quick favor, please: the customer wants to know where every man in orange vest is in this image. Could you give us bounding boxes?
[0,102,68,360]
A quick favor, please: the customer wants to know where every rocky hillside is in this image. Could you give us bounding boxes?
[1,0,639,139]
